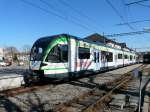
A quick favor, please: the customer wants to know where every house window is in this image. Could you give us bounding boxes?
[78,47,90,59]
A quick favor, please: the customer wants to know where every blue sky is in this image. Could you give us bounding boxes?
[0,0,150,51]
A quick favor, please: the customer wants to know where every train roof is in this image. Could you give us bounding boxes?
[37,33,106,46]
[36,33,136,54]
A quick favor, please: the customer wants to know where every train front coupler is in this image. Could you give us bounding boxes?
[23,70,40,86]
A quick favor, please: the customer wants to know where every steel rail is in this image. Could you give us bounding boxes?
[55,64,146,112]
[83,64,147,112]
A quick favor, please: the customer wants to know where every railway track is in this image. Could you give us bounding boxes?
[0,64,148,112]
[0,84,49,97]
[0,64,143,98]
[54,64,147,112]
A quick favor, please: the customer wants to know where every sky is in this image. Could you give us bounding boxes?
[0,0,150,52]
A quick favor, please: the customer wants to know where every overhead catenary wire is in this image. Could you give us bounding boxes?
[116,19,150,26]
[105,29,150,37]
[58,0,104,30]
[58,0,95,22]
[124,0,150,44]
[121,0,128,21]
[105,0,135,30]
[137,3,150,8]
[125,0,149,6]
[21,0,95,32]
[39,0,101,32]
[134,47,150,49]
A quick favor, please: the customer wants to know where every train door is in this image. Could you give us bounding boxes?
[101,51,107,69]
[114,53,118,67]
[94,49,100,71]
[69,38,76,73]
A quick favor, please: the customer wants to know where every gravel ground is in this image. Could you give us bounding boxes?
[104,65,150,112]
[0,64,142,112]
[143,75,150,112]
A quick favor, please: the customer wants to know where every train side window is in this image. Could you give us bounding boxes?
[97,52,99,62]
[124,55,128,59]
[106,52,113,62]
[46,45,68,63]
[130,55,133,61]
[59,45,68,62]
[118,54,122,59]
[101,51,106,61]
[78,47,90,59]
[94,52,96,62]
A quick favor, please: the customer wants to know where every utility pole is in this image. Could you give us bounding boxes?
[103,32,106,45]
[11,47,13,63]
[138,71,142,112]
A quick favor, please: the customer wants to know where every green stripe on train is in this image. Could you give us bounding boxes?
[42,67,68,70]
[42,36,68,61]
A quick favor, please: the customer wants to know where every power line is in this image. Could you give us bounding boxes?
[21,0,66,19]
[105,0,135,30]
[116,19,150,25]
[135,47,150,49]
[58,0,102,29]
[137,3,150,8]
[39,0,96,32]
[39,0,67,17]
[125,0,149,6]
[105,29,150,37]
[58,0,93,21]
[21,0,94,31]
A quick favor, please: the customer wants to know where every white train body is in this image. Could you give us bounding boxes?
[29,34,137,79]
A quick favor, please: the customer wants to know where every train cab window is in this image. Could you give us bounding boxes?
[130,55,133,61]
[118,54,122,59]
[78,47,90,59]
[106,52,113,62]
[46,44,68,63]
[31,47,43,61]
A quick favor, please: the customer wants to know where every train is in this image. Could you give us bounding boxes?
[28,34,137,82]
[143,54,150,64]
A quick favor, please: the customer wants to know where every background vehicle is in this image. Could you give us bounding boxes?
[28,34,137,82]
[143,54,150,64]
[18,60,24,66]
[0,60,7,66]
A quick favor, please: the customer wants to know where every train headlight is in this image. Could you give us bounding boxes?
[41,62,48,66]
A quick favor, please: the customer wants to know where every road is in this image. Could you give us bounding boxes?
[0,65,28,77]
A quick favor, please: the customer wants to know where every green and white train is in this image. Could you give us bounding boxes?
[29,34,137,80]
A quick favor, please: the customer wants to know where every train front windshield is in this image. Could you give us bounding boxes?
[30,38,51,61]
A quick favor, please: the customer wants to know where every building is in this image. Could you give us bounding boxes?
[0,48,4,60]
[16,52,30,61]
[3,47,19,62]
[85,33,134,52]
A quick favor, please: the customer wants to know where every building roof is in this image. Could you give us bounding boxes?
[84,33,135,52]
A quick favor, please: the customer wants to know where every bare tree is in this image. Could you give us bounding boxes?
[22,45,31,53]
